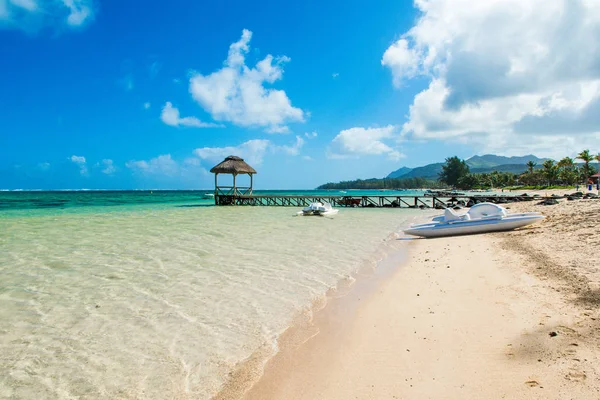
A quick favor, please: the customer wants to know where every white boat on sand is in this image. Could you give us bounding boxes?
[296,202,339,217]
[403,203,543,238]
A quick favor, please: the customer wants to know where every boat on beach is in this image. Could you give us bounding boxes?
[296,202,339,217]
[403,202,544,238]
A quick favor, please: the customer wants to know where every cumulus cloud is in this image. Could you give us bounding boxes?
[328,126,403,161]
[194,136,306,166]
[383,0,600,156]
[0,0,95,32]
[101,159,116,175]
[273,136,304,156]
[125,154,209,185]
[126,154,180,177]
[143,102,151,110]
[304,131,318,139]
[69,154,88,175]
[189,29,305,133]
[194,139,271,166]
[160,102,223,128]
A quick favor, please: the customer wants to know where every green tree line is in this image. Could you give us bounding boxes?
[439,150,600,190]
[318,177,448,190]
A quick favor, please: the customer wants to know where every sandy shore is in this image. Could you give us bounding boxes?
[242,198,600,399]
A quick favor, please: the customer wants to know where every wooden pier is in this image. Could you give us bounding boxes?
[214,194,539,208]
[207,155,557,209]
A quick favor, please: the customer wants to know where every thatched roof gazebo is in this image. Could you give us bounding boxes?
[210,156,257,203]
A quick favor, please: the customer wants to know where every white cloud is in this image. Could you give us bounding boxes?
[272,136,304,156]
[10,0,37,11]
[70,155,85,164]
[160,102,223,128]
[101,159,116,175]
[62,0,92,26]
[69,154,88,175]
[381,38,419,87]
[143,102,151,110]
[383,0,600,155]
[126,154,179,177]
[328,126,403,161]
[0,0,95,32]
[38,161,50,170]
[194,139,271,166]
[189,29,305,133]
[332,73,339,79]
[194,136,306,166]
[304,131,318,139]
[126,154,208,182]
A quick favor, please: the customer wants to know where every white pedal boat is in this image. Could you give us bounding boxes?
[403,203,544,238]
[296,202,339,217]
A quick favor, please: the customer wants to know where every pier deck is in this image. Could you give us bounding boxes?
[214,194,540,208]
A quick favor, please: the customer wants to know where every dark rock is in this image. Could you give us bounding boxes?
[549,331,558,337]
[537,198,559,206]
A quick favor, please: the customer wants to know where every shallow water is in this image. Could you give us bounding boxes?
[0,192,419,399]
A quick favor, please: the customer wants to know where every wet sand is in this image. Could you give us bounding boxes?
[242,199,600,399]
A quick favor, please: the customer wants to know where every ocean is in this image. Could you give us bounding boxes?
[0,190,423,399]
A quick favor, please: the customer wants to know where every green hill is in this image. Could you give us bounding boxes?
[386,154,548,179]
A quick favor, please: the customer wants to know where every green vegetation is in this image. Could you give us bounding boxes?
[449,149,600,190]
[317,177,447,190]
[439,156,470,187]
[318,151,599,191]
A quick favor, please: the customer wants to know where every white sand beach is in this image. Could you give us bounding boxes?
[242,199,600,399]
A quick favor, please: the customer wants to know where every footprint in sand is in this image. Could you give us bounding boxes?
[565,370,587,382]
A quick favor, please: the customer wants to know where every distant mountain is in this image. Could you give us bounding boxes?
[386,154,549,179]
[387,166,413,178]
[391,163,445,179]
[465,154,548,169]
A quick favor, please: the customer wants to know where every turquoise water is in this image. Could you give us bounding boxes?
[0,191,422,399]
[0,189,426,212]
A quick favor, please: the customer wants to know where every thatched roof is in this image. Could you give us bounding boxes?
[210,156,257,175]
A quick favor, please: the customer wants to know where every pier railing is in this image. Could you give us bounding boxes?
[214,194,540,208]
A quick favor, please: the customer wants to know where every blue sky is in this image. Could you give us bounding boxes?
[1,0,599,189]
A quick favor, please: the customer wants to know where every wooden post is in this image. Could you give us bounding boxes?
[250,173,253,195]
[214,173,218,195]
[233,173,237,196]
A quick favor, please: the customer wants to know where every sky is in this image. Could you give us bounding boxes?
[1,0,600,190]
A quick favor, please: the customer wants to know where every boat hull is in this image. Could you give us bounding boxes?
[403,215,544,238]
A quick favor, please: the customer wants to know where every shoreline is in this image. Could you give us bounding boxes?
[213,212,435,399]
[239,199,600,399]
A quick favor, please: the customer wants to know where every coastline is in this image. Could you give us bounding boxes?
[213,212,436,399]
[240,199,600,399]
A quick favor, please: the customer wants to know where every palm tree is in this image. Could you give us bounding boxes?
[577,149,595,182]
[558,157,577,185]
[542,159,558,186]
[526,160,536,174]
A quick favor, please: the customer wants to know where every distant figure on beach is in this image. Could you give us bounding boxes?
[576,184,579,191]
